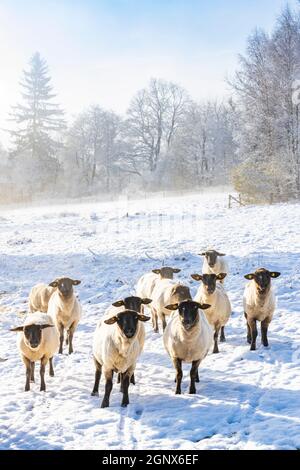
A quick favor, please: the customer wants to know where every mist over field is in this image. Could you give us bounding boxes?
[0,0,300,205]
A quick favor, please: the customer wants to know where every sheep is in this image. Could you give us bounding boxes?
[106,296,152,385]
[191,273,231,353]
[91,309,150,408]
[163,300,213,394]
[47,277,82,355]
[29,283,56,313]
[10,312,59,392]
[243,268,281,351]
[136,267,181,300]
[199,250,228,283]
[150,279,191,333]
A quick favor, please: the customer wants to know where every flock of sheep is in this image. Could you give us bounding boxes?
[10,249,281,409]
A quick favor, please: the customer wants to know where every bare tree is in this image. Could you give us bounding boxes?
[125,78,190,176]
[64,106,121,194]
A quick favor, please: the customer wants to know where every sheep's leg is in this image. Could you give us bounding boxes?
[40,356,48,392]
[244,313,251,344]
[49,357,54,377]
[161,313,167,331]
[68,322,76,355]
[246,323,251,344]
[189,360,201,394]
[91,357,102,396]
[248,318,258,351]
[152,308,159,333]
[173,358,183,395]
[119,371,124,393]
[213,325,221,353]
[101,370,113,408]
[121,371,135,390]
[220,326,226,342]
[261,319,270,347]
[195,368,199,383]
[30,361,35,382]
[58,323,64,354]
[121,372,130,407]
[23,356,31,392]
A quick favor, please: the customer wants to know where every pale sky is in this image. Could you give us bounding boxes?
[0,0,299,147]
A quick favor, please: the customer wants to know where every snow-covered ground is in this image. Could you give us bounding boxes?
[0,191,299,450]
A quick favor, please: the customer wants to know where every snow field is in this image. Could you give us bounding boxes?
[0,192,299,450]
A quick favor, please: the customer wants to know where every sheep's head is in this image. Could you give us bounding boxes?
[152,267,181,279]
[104,310,150,339]
[244,268,280,293]
[112,296,152,313]
[49,277,81,298]
[191,273,227,294]
[10,324,54,349]
[199,250,225,268]
[165,300,211,331]
[170,284,191,303]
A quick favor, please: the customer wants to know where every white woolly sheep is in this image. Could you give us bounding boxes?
[91,309,150,407]
[200,250,229,282]
[243,268,280,350]
[105,296,152,386]
[47,277,82,354]
[163,300,213,394]
[192,273,231,353]
[29,283,56,313]
[136,266,181,300]
[150,279,191,332]
[10,312,59,392]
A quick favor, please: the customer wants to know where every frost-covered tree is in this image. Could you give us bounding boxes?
[165,101,236,188]
[64,106,121,195]
[9,52,65,196]
[0,143,12,203]
[231,6,300,202]
[125,78,189,180]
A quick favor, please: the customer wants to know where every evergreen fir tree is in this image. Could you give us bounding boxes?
[9,52,66,194]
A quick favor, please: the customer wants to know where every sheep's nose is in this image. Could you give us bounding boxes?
[126,329,135,337]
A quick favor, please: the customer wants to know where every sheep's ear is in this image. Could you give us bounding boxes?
[217,273,227,280]
[217,252,226,256]
[49,281,58,287]
[104,316,118,325]
[198,253,206,256]
[10,326,24,332]
[197,303,211,310]
[172,268,181,273]
[137,314,151,322]
[165,303,179,311]
[112,300,124,307]
[142,298,152,305]
[270,272,281,278]
[244,273,255,280]
[72,280,81,285]
[191,274,202,281]
[152,269,161,275]
[40,324,54,329]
